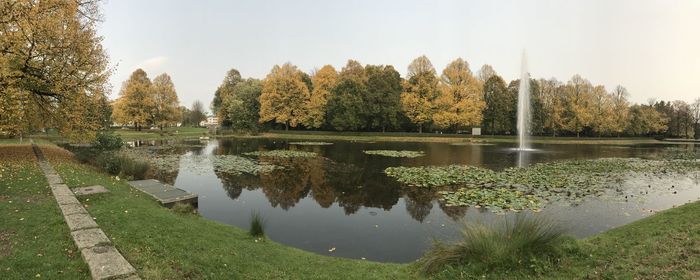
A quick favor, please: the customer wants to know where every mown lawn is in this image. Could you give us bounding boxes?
[0,145,89,279]
[3,141,698,279]
[111,127,209,140]
[41,145,415,280]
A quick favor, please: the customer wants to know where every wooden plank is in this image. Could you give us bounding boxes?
[127,179,198,208]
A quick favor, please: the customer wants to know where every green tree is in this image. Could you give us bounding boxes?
[364,65,403,132]
[482,75,513,134]
[152,73,181,130]
[627,104,668,136]
[211,69,242,117]
[259,63,310,130]
[401,55,440,133]
[223,78,262,131]
[326,60,368,131]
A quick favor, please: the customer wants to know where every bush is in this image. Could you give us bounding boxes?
[116,155,149,180]
[418,216,572,275]
[249,211,266,237]
[93,131,123,151]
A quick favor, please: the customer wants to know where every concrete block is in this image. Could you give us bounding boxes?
[81,245,137,280]
[71,228,110,250]
[65,213,99,231]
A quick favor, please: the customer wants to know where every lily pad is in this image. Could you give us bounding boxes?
[363,150,425,158]
[288,142,333,146]
[243,150,317,158]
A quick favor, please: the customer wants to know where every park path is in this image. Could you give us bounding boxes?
[31,142,140,280]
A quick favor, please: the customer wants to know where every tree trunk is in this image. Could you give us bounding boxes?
[418,125,422,134]
[382,126,386,133]
[285,122,289,131]
[576,131,580,138]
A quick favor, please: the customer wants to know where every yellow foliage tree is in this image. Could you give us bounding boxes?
[305,65,338,128]
[434,58,485,130]
[259,63,311,130]
[152,73,181,129]
[0,0,111,141]
[563,75,594,137]
[112,69,154,130]
[401,55,440,133]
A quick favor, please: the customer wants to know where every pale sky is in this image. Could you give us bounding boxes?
[99,0,700,110]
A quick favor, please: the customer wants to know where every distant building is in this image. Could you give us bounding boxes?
[200,116,219,127]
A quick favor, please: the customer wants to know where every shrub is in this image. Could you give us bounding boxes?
[249,211,266,237]
[116,155,149,180]
[418,216,572,275]
[93,131,123,151]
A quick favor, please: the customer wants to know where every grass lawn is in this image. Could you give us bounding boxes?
[2,141,698,279]
[40,145,415,280]
[111,127,209,141]
[0,144,89,279]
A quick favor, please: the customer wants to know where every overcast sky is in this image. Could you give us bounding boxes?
[99,0,700,111]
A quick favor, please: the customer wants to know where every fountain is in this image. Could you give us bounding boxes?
[516,50,531,151]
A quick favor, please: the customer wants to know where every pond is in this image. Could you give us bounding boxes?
[127,138,700,263]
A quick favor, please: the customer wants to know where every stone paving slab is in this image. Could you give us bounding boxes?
[55,194,81,205]
[51,184,74,196]
[65,213,99,231]
[59,203,89,216]
[81,245,138,280]
[32,143,141,280]
[128,179,198,207]
[71,228,111,250]
[74,185,110,196]
[46,174,63,185]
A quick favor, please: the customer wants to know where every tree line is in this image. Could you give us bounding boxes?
[111,68,211,130]
[212,56,700,138]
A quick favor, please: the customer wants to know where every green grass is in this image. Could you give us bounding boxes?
[49,158,414,279]
[111,127,209,140]
[0,145,89,279]
[249,211,266,238]
[3,142,699,279]
[419,217,572,276]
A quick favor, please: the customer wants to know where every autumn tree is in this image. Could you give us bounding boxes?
[563,75,594,137]
[589,85,614,136]
[259,63,310,130]
[112,69,154,131]
[364,65,403,132]
[304,65,338,128]
[609,85,631,137]
[152,73,180,129]
[0,0,111,141]
[401,56,440,133]
[434,58,485,131]
[627,104,667,136]
[326,60,368,131]
[222,78,262,131]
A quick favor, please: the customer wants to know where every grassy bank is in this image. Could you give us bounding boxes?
[0,145,89,279]
[2,142,698,279]
[111,127,209,141]
[40,145,414,279]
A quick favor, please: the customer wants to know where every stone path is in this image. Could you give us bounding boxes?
[31,143,140,280]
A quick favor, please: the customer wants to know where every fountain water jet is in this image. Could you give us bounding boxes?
[516,51,531,151]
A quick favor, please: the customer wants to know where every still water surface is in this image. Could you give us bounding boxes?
[139,138,700,262]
